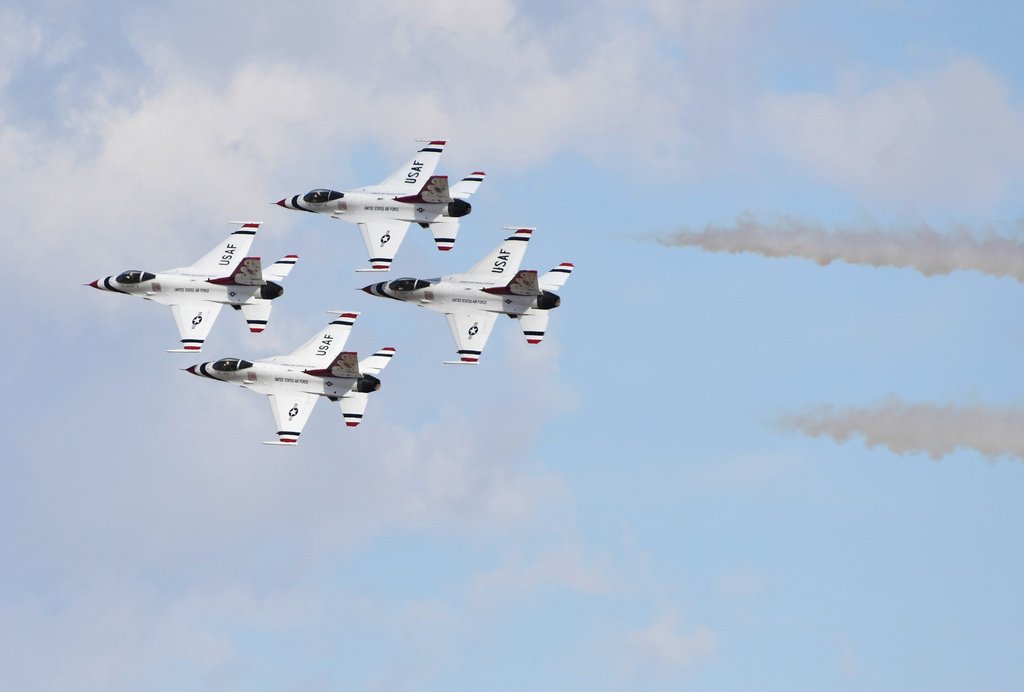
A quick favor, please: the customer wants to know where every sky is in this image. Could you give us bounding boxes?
[3,0,1024,689]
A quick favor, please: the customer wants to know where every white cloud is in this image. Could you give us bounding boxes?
[625,613,718,670]
[470,549,611,605]
[0,10,41,92]
[761,58,1024,212]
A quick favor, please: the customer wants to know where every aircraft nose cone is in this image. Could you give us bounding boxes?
[360,284,374,294]
[275,199,287,207]
[87,279,100,289]
[184,365,199,376]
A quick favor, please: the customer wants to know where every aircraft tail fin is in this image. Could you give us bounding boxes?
[208,257,265,286]
[304,351,360,379]
[395,175,450,204]
[483,269,541,296]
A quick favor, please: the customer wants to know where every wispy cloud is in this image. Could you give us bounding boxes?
[778,396,1024,461]
[660,214,1024,281]
[624,613,717,670]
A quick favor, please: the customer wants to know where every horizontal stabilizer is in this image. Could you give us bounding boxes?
[429,220,460,252]
[450,171,485,199]
[359,347,396,376]
[240,301,272,333]
[339,393,369,427]
[264,254,299,282]
[540,263,574,291]
[518,311,551,344]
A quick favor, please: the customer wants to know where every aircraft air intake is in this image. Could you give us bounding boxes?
[446,199,472,218]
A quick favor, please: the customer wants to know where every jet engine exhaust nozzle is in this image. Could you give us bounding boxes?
[260,281,284,300]
[446,199,472,218]
[535,291,561,310]
[356,374,382,394]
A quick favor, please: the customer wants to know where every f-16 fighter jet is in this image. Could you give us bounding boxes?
[276,140,485,271]
[88,222,298,352]
[185,312,395,445]
[361,228,573,364]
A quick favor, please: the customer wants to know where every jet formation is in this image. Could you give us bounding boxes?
[89,140,572,444]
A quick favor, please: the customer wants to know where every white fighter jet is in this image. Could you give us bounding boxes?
[185,312,395,445]
[275,140,485,271]
[361,228,573,364]
[88,222,298,352]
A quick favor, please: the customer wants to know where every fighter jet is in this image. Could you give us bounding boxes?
[88,222,298,352]
[361,227,573,364]
[276,140,485,271]
[185,312,395,445]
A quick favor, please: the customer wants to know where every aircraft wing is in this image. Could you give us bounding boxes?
[444,310,498,364]
[371,140,446,194]
[276,312,358,367]
[168,302,223,352]
[356,221,410,272]
[264,392,319,445]
[464,227,534,278]
[174,222,260,275]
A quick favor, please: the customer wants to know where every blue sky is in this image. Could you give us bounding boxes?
[4,1,1024,689]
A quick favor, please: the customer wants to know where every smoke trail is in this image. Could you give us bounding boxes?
[659,214,1024,280]
[778,396,1024,461]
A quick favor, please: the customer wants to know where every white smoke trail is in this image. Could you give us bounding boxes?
[659,214,1024,280]
[778,396,1024,461]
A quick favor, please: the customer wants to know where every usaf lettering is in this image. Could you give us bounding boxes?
[491,249,510,273]
[404,160,424,184]
[315,334,333,357]
[219,244,237,266]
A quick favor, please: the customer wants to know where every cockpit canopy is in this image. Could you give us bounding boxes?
[388,278,430,292]
[115,270,156,284]
[303,189,344,204]
[211,358,254,372]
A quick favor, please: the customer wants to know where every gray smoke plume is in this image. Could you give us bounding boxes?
[659,214,1024,280]
[778,396,1024,461]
